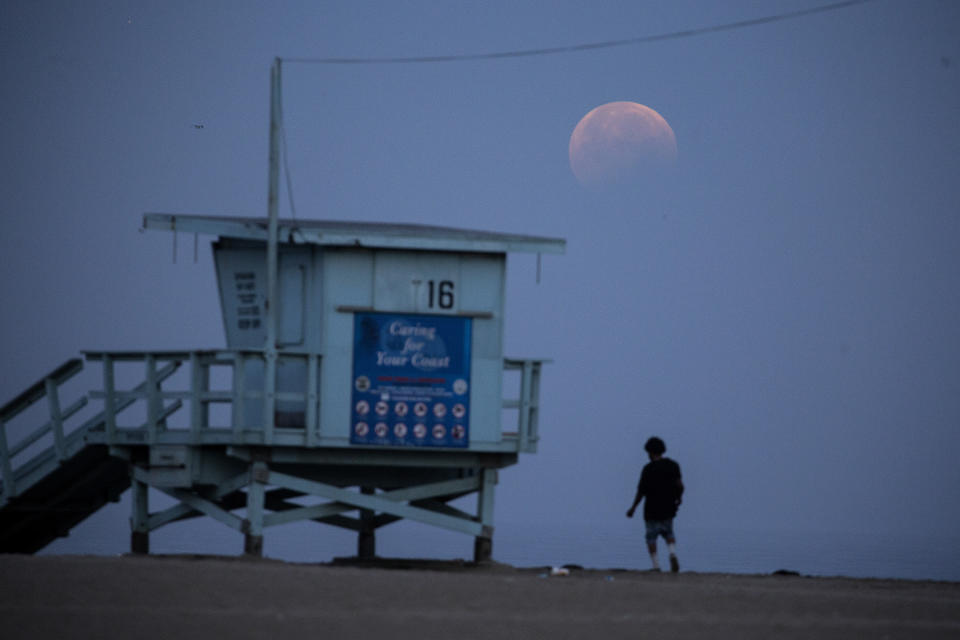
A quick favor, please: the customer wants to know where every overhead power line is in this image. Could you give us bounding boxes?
[276,0,873,218]
[285,0,874,65]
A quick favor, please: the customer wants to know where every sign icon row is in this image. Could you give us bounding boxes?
[355,400,465,419]
[354,422,466,440]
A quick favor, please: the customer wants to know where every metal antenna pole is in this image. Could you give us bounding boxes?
[263,57,282,444]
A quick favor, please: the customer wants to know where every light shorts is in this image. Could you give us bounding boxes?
[645,518,675,543]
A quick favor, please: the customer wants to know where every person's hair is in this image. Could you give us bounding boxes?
[644,436,666,455]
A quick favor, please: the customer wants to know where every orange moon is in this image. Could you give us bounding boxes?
[569,102,677,188]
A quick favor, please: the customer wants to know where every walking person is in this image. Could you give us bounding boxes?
[626,436,684,572]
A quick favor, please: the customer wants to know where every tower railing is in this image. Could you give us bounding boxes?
[83,350,319,447]
[77,350,545,452]
[502,358,544,453]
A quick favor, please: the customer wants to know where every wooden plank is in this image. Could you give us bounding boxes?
[379,476,481,503]
[147,502,197,530]
[160,488,244,532]
[263,501,354,528]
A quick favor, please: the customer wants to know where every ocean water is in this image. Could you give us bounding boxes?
[42,500,960,582]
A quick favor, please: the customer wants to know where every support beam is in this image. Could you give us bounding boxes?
[262,499,351,528]
[217,471,256,500]
[158,488,245,533]
[267,470,485,537]
[358,486,376,559]
[259,476,481,529]
[147,501,197,531]
[139,470,250,531]
[244,461,267,555]
[413,498,474,521]
[380,476,481,503]
[118,449,504,561]
[474,468,498,563]
[130,472,149,554]
[474,537,492,563]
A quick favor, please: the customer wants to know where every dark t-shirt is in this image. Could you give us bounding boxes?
[637,457,683,521]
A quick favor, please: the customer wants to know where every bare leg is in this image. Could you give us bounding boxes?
[647,541,660,571]
[667,537,679,572]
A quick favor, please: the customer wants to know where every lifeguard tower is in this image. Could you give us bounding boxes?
[0,59,565,561]
[0,214,563,560]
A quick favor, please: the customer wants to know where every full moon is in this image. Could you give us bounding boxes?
[569,101,678,188]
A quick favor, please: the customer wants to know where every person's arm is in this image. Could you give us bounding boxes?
[626,486,644,518]
[627,473,645,518]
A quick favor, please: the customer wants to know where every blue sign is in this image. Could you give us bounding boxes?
[351,312,471,448]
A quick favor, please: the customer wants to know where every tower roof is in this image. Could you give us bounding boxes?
[143,213,566,255]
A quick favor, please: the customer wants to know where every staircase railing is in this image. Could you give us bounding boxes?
[0,359,86,505]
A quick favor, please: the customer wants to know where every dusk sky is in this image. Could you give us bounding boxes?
[2,1,958,567]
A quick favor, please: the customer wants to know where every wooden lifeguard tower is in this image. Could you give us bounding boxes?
[0,60,565,561]
[0,215,563,561]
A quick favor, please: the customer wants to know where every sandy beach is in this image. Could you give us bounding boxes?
[1,555,958,639]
